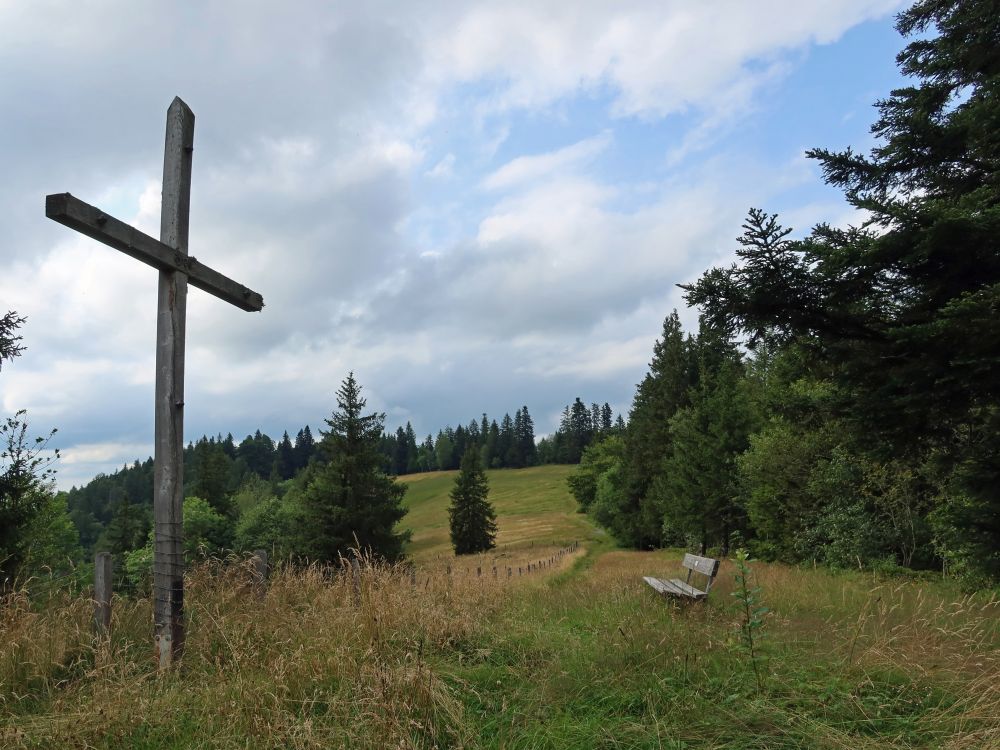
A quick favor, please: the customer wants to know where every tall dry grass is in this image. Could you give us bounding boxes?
[1,546,997,748]
[0,544,580,749]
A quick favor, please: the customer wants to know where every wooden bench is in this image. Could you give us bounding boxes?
[644,553,720,601]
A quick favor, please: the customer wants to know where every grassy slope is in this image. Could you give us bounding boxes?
[2,468,998,748]
[397,465,599,559]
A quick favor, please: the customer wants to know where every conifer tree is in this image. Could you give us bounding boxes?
[653,324,758,552]
[518,406,537,467]
[448,447,497,555]
[392,426,408,475]
[466,418,480,443]
[418,434,437,472]
[621,311,695,547]
[600,403,614,434]
[275,431,295,480]
[222,432,236,458]
[452,424,468,469]
[404,422,419,473]
[435,430,454,471]
[487,420,501,467]
[297,374,410,562]
[293,426,316,471]
[682,0,1000,579]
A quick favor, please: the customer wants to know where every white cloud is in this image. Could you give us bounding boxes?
[60,441,152,466]
[421,0,904,120]
[0,0,899,487]
[427,153,456,179]
[482,132,612,191]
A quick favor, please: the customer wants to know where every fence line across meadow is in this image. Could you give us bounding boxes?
[76,540,582,637]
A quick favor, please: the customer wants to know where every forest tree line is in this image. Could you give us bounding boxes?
[0,351,618,589]
[568,1,1000,586]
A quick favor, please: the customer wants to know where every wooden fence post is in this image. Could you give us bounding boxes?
[252,549,269,580]
[351,557,361,606]
[94,552,112,635]
[250,549,269,598]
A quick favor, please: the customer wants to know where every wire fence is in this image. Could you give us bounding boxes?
[5,539,583,637]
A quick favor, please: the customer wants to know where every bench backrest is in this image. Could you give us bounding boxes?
[682,553,720,593]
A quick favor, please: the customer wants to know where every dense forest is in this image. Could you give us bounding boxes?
[567,0,1000,586]
[2,0,997,589]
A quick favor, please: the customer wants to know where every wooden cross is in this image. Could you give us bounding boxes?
[45,97,263,668]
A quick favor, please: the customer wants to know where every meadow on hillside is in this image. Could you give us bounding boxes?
[398,465,594,559]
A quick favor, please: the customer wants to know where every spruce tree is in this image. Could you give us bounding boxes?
[652,323,758,553]
[435,430,454,471]
[293,426,316,470]
[452,425,468,469]
[275,431,295,480]
[418,434,437,472]
[448,448,497,555]
[297,373,410,562]
[621,311,696,548]
[392,426,408,475]
[683,0,1000,580]
[518,406,537,466]
[404,422,419,474]
[509,410,525,467]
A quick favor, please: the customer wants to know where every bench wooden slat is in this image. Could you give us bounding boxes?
[643,576,704,599]
[682,553,720,578]
[643,576,683,597]
[668,578,706,599]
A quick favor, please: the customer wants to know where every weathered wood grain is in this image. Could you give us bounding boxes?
[45,193,263,312]
[153,97,194,670]
[682,553,720,578]
[93,552,112,634]
[642,576,706,600]
[667,577,706,598]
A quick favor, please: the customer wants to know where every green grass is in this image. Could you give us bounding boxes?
[2,470,998,748]
[398,465,599,559]
[440,550,999,749]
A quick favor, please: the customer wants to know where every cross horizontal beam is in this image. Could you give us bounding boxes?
[45,192,263,312]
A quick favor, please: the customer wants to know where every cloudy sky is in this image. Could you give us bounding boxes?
[0,0,908,489]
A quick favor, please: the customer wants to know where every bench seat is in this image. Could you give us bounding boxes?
[643,576,707,600]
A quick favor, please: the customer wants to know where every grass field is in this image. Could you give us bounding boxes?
[397,465,597,559]
[2,467,998,748]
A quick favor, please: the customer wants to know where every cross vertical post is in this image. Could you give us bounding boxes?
[45,96,263,670]
[153,98,194,668]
